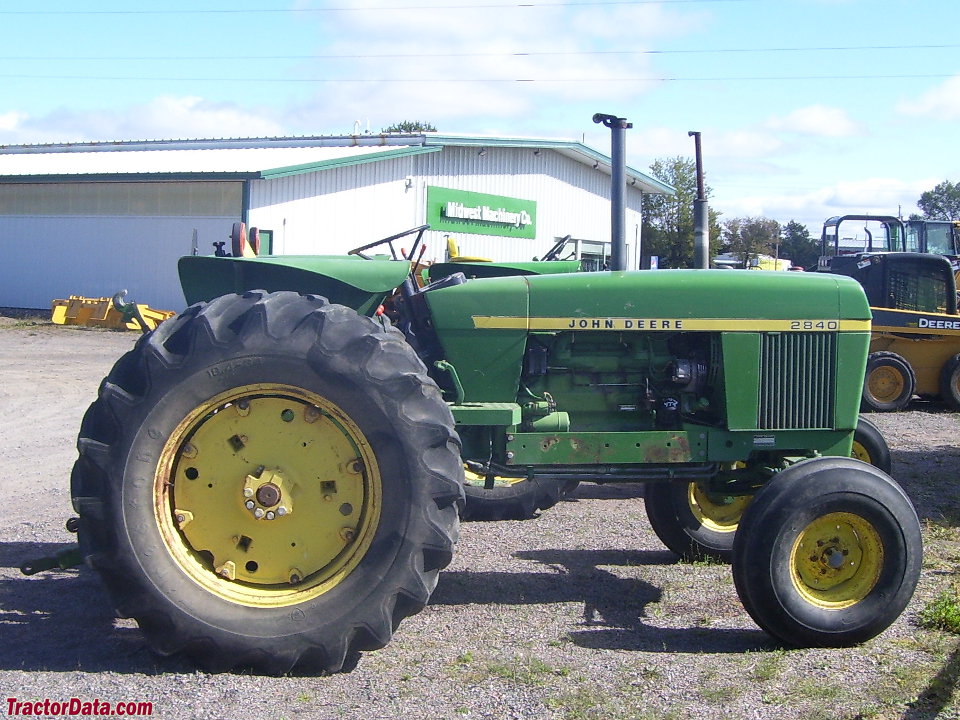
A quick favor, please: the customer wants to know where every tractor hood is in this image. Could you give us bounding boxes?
[424,269,872,403]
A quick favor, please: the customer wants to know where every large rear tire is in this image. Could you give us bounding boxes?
[71,291,464,674]
[731,457,921,647]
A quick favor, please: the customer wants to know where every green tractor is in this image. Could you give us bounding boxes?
[70,226,921,674]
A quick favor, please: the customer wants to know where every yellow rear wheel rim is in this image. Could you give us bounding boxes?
[154,383,381,608]
[791,512,883,609]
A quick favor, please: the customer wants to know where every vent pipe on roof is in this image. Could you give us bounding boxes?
[593,113,632,271]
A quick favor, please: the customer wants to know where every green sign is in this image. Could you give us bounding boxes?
[426,186,537,239]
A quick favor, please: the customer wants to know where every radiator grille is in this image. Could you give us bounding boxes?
[758,333,835,429]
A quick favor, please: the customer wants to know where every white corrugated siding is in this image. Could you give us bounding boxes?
[248,146,644,266]
[0,142,655,310]
[412,146,644,265]
[0,215,232,311]
[248,154,421,256]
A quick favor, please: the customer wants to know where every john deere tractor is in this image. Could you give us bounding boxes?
[69,226,921,674]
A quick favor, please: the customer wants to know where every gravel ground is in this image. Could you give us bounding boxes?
[1,314,959,720]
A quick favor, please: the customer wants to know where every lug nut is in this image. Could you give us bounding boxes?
[265,511,275,520]
[245,500,256,510]
[254,508,265,519]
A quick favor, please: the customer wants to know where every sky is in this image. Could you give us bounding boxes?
[1,0,958,236]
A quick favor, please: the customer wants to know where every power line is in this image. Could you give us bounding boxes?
[0,72,951,83]
[0,43,955,62]
[0,0,752,15]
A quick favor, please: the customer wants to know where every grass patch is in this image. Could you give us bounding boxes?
[750,650,786,682]
[486,655,570,684]
[919,586,960,634]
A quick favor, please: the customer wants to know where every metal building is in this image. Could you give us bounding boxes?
[0,134,672,311]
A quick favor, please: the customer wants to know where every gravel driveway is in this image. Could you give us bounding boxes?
[1,315,958,720]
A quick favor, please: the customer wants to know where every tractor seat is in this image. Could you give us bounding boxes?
[447,236,491,263]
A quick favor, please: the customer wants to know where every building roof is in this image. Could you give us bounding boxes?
[0,133,674,195]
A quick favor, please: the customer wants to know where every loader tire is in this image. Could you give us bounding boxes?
[460,472,578,521]
[732,457,921,647]
[862,351,915,412]
[70,291,464,674]
[939,353,960,410]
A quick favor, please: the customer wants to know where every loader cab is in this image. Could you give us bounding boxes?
[905,218,960,257]
[818,215,905,270]
[829,252,958,315]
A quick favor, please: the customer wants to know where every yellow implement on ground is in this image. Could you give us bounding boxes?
[51,294,174,331]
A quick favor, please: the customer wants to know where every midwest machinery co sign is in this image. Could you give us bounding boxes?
[427,186,537,239]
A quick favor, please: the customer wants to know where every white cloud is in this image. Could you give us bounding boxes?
[0,96,285,144]
[898,75,960,120]
[712,176,935,233]
[766,105,860,138]
[0,111,28,133]
[282,0,705,132]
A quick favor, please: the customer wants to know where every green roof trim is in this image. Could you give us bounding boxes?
[259,145,441,179]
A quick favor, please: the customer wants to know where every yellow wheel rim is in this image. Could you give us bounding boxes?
[867,366,905,404]
[463,467,525,489]
[154,383,381,608]
[687,483,752,534]
[791,512,883,609]
[850,440,871,464]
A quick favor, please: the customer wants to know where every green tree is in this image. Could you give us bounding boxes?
[641,156,722,268]
[722,216,781,267]
[381,121,437,133]
[779,220,820,269]
[917,180,960,220]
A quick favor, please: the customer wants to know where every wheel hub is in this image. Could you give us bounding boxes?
[791,512,883,609]
[155,384,382,607]
[242,468,292,520]
[868,367,904,403]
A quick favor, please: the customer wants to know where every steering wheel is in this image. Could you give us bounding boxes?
[347,225,430,260]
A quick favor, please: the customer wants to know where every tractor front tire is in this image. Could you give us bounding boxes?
[645,480,751,562]
[862,351,915,412]
[70,291,464,674]
[851,416,892,474]
[731,457,921,647]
